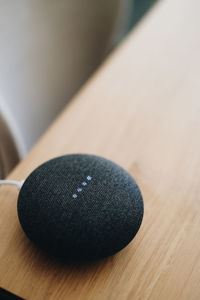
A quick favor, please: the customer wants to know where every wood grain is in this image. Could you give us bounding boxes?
[0,0,200,299]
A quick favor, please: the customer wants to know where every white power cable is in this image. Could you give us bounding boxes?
[0,180,24,190]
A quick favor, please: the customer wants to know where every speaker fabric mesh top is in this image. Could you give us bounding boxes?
[17,154,143,261]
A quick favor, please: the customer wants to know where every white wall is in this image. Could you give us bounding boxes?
[0,0,132,155]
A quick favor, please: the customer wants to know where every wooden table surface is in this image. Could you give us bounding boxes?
[1,0,200,299]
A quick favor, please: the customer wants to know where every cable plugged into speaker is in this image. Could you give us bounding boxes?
[0,179,24,190]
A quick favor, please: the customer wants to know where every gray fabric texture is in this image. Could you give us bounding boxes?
[18,154,143,261]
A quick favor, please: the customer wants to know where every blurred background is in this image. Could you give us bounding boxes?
[0,0,157,178]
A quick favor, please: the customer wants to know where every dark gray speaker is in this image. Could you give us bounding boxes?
[17,154,143,261]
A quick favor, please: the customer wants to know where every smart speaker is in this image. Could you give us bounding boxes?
[17,154,144,261]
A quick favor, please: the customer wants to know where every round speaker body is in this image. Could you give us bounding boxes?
[17,154,143,261]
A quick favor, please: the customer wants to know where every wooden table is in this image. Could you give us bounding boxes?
[1,0,200,298]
